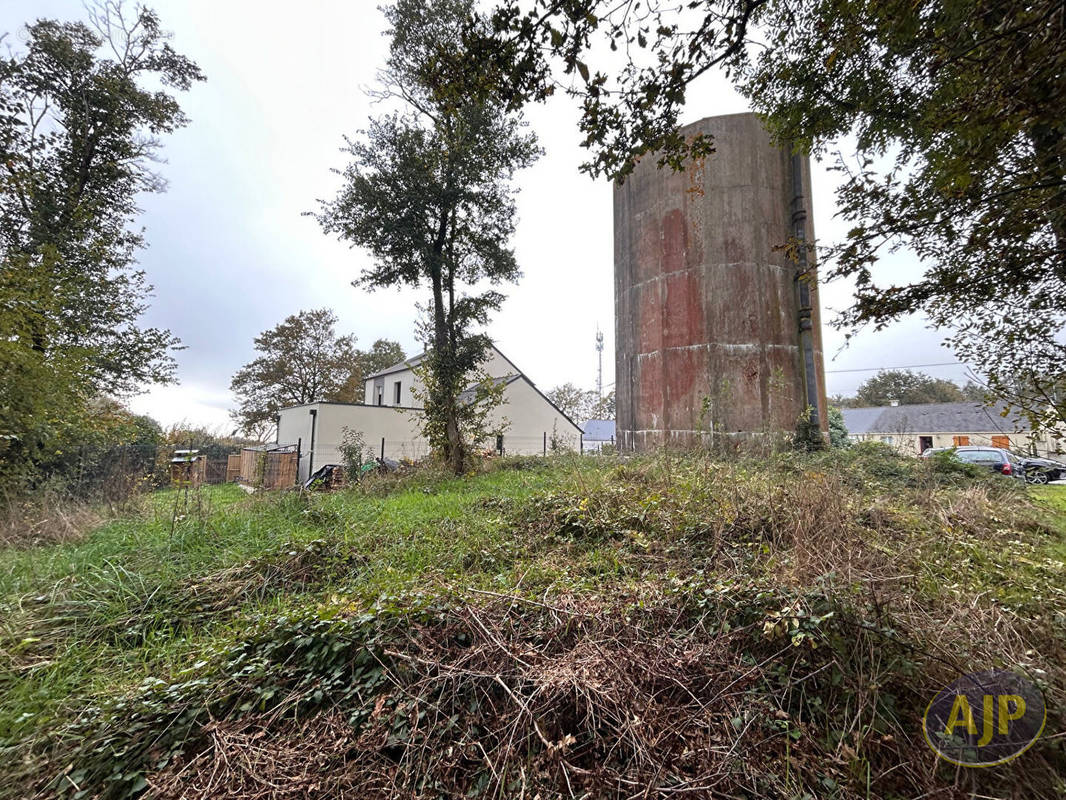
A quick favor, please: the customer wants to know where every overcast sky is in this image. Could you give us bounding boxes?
[3,1,969,430]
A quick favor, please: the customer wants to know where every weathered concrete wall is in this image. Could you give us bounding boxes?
[614,112,828,449]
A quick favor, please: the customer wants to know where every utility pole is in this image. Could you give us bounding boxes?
[595,327,604,398]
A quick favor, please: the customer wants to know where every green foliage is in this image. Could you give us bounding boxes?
[743,0,1066,432]
[484,1,756,180]
[827,406,849,448]
[793,405,826,451]
[412,362,509,469]
[8,454,1066,797]
[2,454,1065,797]
[230,308,356,436]
[834,373,988,410]
[850,369,966,407]
[338,426,372,481]
[548,420,571,451]
[159,425,249,463]
[314,0,539,474]
[546,383,613,425]
[0,2,202,390]
[329,338,407,404]
[0,1,202,488]
[927,447,988,481]
[229,308,406,437]
[486,0,1066,432]
[0,394,164,502]
[742,0,1065,333]
[0,345,91,486]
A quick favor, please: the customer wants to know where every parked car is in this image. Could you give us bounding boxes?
[1019,457,1066,485]
[921,446,1026,481]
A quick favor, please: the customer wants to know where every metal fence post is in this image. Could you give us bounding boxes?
[381,437,385,461]
[543,431,547,456]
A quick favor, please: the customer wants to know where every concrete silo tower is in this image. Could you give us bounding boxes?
[614,112,828,449]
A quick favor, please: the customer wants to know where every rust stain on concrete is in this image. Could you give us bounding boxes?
[614,112,828,449]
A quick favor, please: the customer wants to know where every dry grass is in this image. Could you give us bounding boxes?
[6,448,1066,800]
[149,712,363,799]
[0,491,104,549]
[145,591,1060,799]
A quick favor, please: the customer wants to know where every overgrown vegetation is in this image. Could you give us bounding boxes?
[2,445,1064,798]
[0,1,202,494]
[0,422,251,549]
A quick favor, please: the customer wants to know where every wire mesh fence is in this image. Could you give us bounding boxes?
[4,428,614,534]
[305,431,594,473]
[11,442,247,507]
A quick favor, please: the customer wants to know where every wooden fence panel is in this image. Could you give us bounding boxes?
[226,454,241,483]
[236,448,297,489]
[269,452,298,489]
[239,449,260,486]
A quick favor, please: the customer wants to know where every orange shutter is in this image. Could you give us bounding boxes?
[952,435,970,446]
[991,435,1010,449]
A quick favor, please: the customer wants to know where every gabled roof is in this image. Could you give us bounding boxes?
[365,352,428,380]
[364,343,523,380]
[457,375,520,405]
[838,407,885,435]
[840,402,1030,435]
[361,343,581,433]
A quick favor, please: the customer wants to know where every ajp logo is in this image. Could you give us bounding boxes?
[923,669,1046,767]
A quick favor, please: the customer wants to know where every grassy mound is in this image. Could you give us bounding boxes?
[1,446,1065,798]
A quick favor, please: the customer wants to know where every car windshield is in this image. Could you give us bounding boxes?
[955,450,1000,464]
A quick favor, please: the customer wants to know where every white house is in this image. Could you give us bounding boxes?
[277,345,582,480]
[840,402,1062,457]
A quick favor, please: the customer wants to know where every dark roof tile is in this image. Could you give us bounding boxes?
[840,402,1029,435]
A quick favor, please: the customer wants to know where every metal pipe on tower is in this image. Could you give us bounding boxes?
[596,327,604,398]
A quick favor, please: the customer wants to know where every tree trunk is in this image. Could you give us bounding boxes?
[429,206,463,474]
[444,260,463,474]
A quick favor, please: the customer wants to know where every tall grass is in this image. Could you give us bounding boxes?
[1,447,1064,799]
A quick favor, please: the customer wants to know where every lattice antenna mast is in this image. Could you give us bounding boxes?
[595,327,604,398]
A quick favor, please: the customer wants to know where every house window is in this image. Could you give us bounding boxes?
[953,435,970,446]
[376,387,383,406]
[919,436,933,454]
[880,435,894,444]
[991,435,1010,449]
[394,381,402,405]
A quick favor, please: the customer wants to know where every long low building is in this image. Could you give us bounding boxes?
[840,401,1061,457]
[277,345,582,481]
